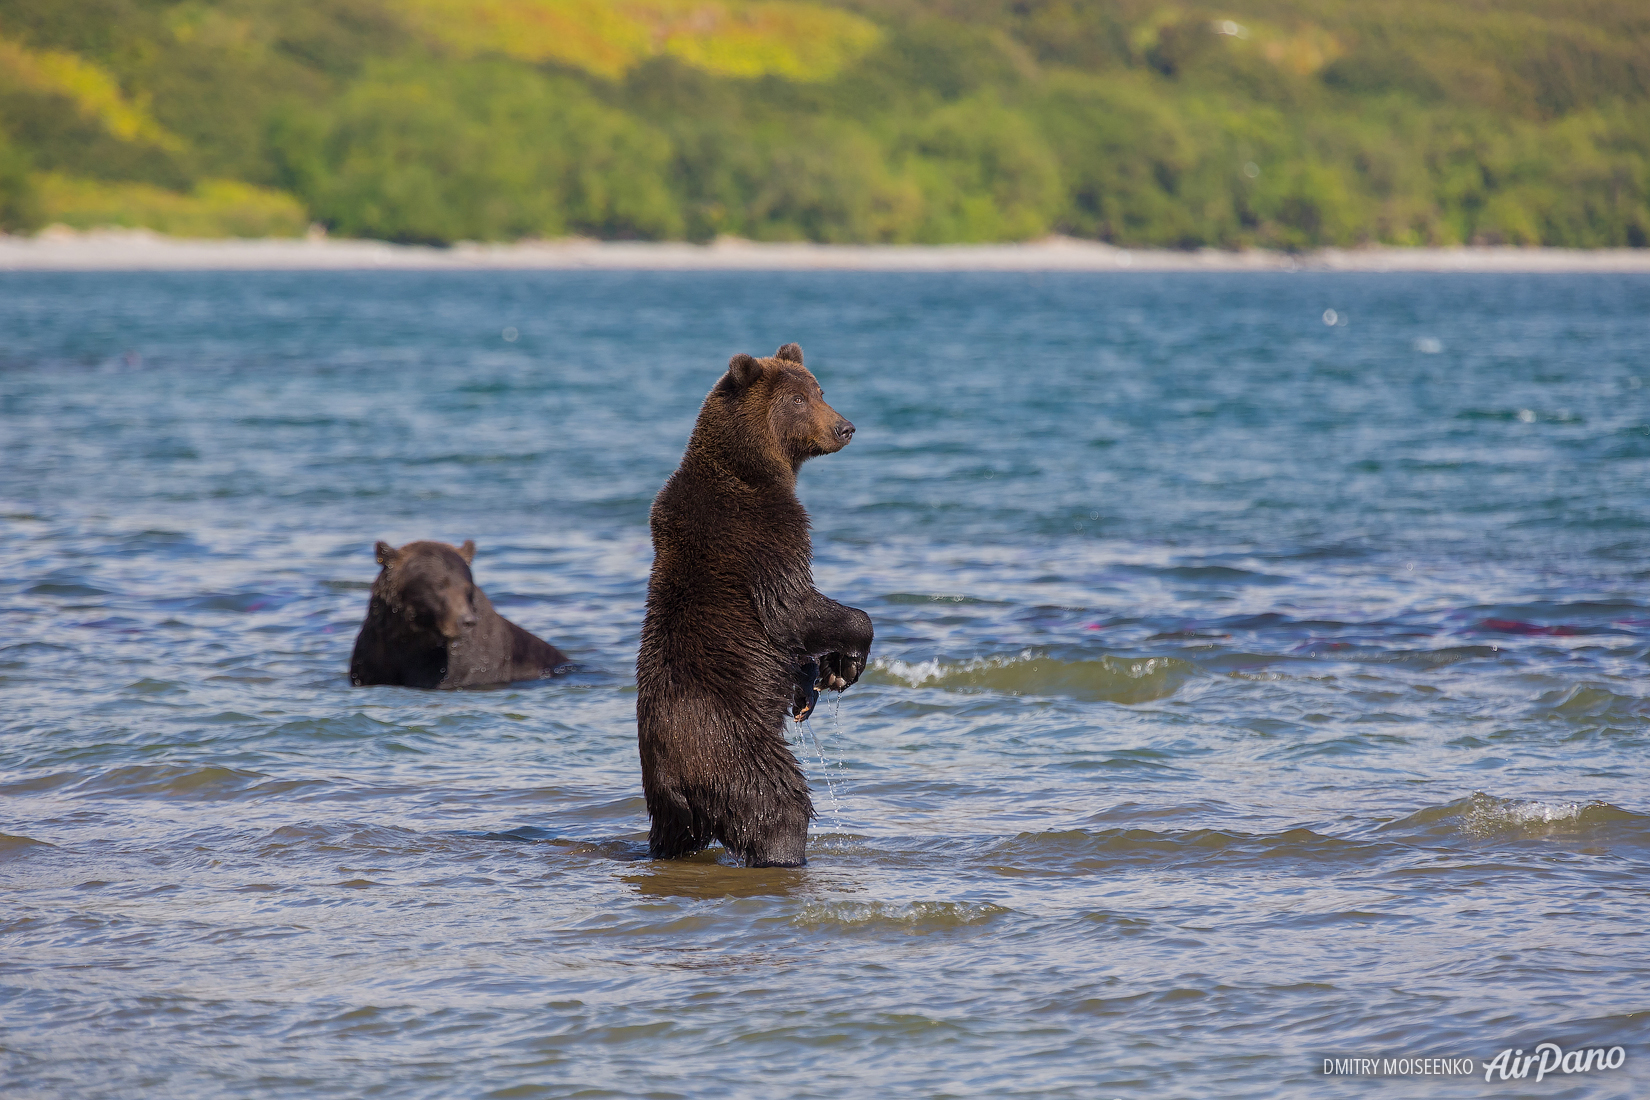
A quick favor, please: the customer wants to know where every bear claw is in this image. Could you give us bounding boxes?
[792,658,821,721]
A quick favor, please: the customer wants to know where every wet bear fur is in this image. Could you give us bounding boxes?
[637,343,874,868]
[349,539,570,689]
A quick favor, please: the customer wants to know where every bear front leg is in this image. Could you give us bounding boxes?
[800,594,874,691]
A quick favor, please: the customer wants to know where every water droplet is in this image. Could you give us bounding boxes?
[1322,309,1338,326]
[797,710,844,833]
[502,326,518,342]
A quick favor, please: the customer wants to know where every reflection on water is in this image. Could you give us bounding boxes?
[624,860,811,900]
[2,271,1648,1098]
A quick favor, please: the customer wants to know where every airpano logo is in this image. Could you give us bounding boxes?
[1482,1043,1626,1083]
[1319,1043,1628,1083]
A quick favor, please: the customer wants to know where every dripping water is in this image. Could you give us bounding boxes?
[796,708,844,833]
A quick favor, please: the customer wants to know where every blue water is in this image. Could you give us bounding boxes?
[2,271,1648,1098]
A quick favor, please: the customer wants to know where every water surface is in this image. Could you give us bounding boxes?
[2,271,1648,1098]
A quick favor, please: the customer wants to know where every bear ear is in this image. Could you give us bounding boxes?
[458,539,476,563]
[374,541,400,566]
[774,343,803,364]
[727,352,764,388]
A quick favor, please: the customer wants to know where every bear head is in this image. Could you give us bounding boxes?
[371,539,480,642]
[716,342,855,473]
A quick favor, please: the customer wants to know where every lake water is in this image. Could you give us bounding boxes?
[2,270,1647,1099]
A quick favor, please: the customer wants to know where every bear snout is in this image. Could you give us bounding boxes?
[439,609,478,640]
[834,418,855,444]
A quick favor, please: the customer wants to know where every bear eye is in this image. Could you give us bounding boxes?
[792,393,806,405]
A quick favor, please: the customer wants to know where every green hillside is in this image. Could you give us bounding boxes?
[1,0,1647,247]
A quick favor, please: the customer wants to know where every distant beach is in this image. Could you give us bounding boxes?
[4,229,1650,272]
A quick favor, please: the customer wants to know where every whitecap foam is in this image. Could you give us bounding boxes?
[793,900,1011,931]
[1382,792,1641,841]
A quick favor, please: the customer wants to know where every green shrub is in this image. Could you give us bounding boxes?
[33,173,308,236]
[0,136,43,232]
[3,0,1649,247]
[274,61,681,242]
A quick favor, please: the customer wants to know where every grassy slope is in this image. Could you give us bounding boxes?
[0,0,1646,245]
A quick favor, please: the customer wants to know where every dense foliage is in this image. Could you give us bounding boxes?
[1,0,1647,246]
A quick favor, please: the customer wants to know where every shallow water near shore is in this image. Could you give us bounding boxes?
[2,270,1648,1098]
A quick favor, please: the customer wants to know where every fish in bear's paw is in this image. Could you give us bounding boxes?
[637,342,874,868]
[349,539,571,689]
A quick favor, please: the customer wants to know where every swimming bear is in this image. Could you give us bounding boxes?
[636,342,874,867]
[349,539,570,689]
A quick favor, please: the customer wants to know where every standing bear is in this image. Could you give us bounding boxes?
[349,539,570,689]
[637,342,874,867]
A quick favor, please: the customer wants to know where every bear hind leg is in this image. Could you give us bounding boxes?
[647,787,708,859]
[731,800,811,868]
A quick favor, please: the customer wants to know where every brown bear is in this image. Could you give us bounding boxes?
[349,539,570,689]
[637,342,874,868]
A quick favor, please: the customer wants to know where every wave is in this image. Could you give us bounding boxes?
[253,821,435,857]
[1457,600,1647,635]
[117,529,210,556]
[984,826,1388,872]
[0,833,53,860]
[793,900,1010,931]
[61,763,333,802]
[869,651,1199,703]
[1380,792,1650,842]
[1532,683,1648,723]
[1118,563,1289,586]
[1289,643,1503,670]
[26,581,111,598]
[881,592,1011,606]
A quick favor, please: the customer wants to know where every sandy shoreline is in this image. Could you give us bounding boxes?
[2,229,1649,272]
